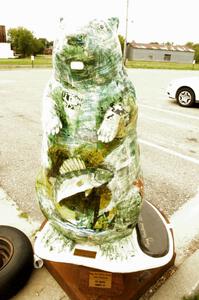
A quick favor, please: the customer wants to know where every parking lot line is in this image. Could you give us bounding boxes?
[139,114,198,130]
[139,138,199,166]
[139,104,199,121]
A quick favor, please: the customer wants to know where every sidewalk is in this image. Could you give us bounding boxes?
[1,187,199,300]
[0,188,69,300]
[150,250,199,300]
[150,188,199,300]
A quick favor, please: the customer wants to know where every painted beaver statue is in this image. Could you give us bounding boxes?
[36,17,143,250]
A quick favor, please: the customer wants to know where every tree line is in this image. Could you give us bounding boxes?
[7,27,53,58]
[185,42,199,63]
[8,27,125,58]
[7,27,199,63]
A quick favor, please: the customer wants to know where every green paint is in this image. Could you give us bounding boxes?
[18,212,29,219]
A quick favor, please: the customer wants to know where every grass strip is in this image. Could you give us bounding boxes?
[126,60,199,70]
[0,56,199,70]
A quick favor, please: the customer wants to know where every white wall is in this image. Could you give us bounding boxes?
[0,43,14,58]
[127,47,194,64]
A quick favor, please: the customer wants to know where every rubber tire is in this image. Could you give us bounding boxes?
[0,226,34,300]
[176,87,195,107]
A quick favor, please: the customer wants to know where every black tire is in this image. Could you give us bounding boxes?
[0,226,34,300]
[176,87,195,107]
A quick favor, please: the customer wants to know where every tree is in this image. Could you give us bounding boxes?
[193,44,199,63]
[185,42,194,48]
[32,38,46,55]
[118,34,125,54]
[7,27,51,57]
[164,42,174,46]
[186,42,199,63]
[7,27,36,57]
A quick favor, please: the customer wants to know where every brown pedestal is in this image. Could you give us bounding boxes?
[44,252,175,300]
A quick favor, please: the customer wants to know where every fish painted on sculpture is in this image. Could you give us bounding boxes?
[55,158,113,202]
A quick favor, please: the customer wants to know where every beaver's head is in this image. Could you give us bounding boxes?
[53,18,123,88]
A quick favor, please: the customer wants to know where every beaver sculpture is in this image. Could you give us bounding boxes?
[36,17,144,253]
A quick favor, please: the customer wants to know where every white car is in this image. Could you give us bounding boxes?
[167,77,199,107]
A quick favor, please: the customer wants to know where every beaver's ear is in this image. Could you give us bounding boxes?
[108,17,119,31]
[53,18,67,53]
[58,17,66,31]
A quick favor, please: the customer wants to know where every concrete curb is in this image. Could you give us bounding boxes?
[148,190,199,299]
[150,250,199,300]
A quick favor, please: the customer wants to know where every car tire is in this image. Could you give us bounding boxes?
[176,87,195,107]
[0,225,34,299]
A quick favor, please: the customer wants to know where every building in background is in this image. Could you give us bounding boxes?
[0,25,6,42]
[127,42,195,64]
[0,25,14,58]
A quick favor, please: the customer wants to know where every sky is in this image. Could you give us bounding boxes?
[1,0,199,45]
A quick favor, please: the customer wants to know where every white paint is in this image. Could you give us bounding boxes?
[139,104,199,121]
[70,61,84,70]
[139,138,199,166]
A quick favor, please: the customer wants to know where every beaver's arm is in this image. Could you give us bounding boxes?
[42,80,63,136]
[41,80,63,169]
[97,103,128,143]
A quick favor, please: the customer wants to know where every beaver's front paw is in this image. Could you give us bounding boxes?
[46,116,62,135]
[97,113,120,143]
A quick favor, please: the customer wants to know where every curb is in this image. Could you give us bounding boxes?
[147,189,199,299]
[150,250,199,300]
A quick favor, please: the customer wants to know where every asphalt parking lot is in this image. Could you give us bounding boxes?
[0,68,199,222]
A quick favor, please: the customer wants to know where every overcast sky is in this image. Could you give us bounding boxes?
[1,0,198,45]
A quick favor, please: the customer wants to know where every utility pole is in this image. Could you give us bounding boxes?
[123,0,130,65]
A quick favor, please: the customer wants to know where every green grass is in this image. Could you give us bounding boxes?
[183,295,199,300]
[126,60,199,70]
[0,55,52,68]
[0,56,199,70]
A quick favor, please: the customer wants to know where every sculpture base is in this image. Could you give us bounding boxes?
[44,255,175,300]
[34,201,174,273]
[35,200,175,298]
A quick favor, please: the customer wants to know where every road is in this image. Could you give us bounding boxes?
[0,68,199,222]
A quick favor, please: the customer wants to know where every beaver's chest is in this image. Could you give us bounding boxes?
[62,92,99,142]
